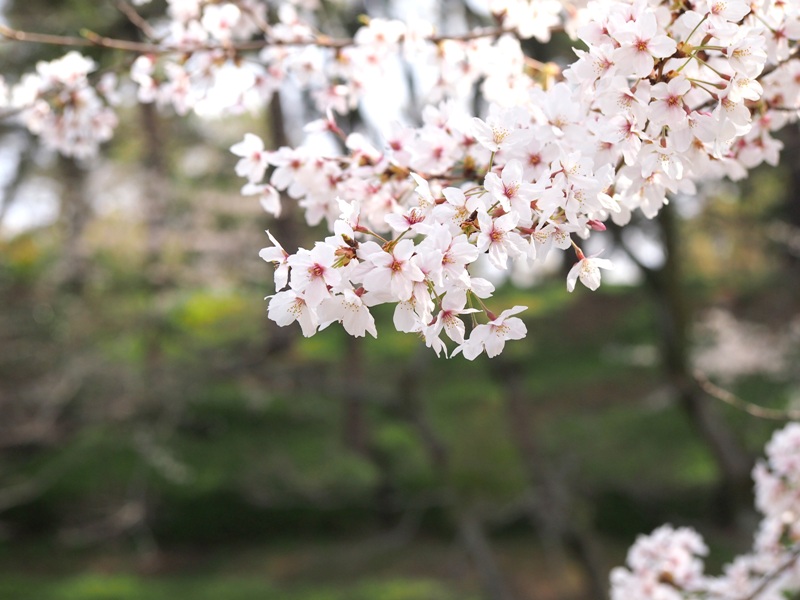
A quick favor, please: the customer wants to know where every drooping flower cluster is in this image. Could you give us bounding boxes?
[239,0,800,356]
[611,422,800,599]
[7,51,118,159]
[2,0,800,353]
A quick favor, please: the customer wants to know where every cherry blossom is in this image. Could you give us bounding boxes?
[287,244,341,308]
[566,253,614,292]
[267,290,318,338]
[455,306,528,360]
[317,289,377,339]
[231,134,271,184]
[360,240,425,302]
[612,12,677,78]
[259,230,290,291]
[5,4,800,598]
[476,211,529,270]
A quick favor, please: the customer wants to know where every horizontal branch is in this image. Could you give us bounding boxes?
[0,22,519,57]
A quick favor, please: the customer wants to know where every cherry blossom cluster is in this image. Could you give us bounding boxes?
[3,51,119,159]
[2,0,800,355]
[238,93,620,358]
[244,0,800,355]
[125,0,551,118]
[611,422,800,599]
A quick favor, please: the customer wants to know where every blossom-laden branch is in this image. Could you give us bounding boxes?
[611,422,800,600]
[0,20,522,54]
[234,0,800,358]
[1,0,800,358]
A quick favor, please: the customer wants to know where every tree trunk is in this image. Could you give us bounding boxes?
[494,358,609,600]
[655,203,753,520]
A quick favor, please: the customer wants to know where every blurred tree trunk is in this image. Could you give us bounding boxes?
[611,205,753,521]
[265,92,302,356]
[56,157,90,291]
[493,359,608,600]
[779,130,800,273]
[140,102,168,279]
[655,204,752,520]
[458,509,518,600]
[397,350,517,600]
[124,100,171,563]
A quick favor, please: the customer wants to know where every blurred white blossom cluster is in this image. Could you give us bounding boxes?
[4,52,118,159]
[611,422,800,600]
[127,0,549,116]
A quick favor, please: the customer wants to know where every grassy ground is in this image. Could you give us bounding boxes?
[0,279,795,600]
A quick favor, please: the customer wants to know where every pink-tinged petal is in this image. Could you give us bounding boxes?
[484,172,504,198]
[502,317,527,341]
[483,330,506,358]
[566,261,581,292]
[488,242,509,270]
[632,53,655,78]
[639,13,657,38]
[394,301,422,332]
[593,258,614,270]
[369,251,394,268]
[471,118,499,152]
[343,305,377,338]
[495,211,519,231]
[258,186,281,217]
[393,239,416,261]
[267,290,318,337]
[442,187,467,206]
[502,159,523,183]
[444,316,467,344]
[362,268,392,294]
[648,35,677,59]
[303,277,331,308]
[259,247,283,263]
[494,305,527,321]
[297,308,318,337]
[391,273,414,302]
[230,133,263,157]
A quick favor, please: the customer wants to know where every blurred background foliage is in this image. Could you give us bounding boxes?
[1,1,800,600]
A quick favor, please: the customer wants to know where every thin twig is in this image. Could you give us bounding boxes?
[0,23,156,53]
[694,370,800,421]
[741,544,800,600]
[231,0,271,36]
[759,45,800,79]
[114,0,157,40]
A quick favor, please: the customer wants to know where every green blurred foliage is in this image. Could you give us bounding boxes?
[0,573,465,600]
